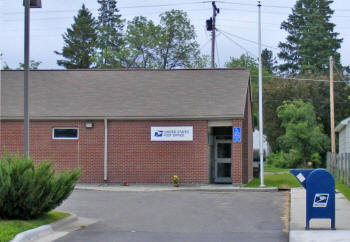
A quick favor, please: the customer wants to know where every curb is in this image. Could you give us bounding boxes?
[11,225,52,242]
[11,214,78,242]
[289,230,350,242]
[179,187,279,192]
[75,186,279,193]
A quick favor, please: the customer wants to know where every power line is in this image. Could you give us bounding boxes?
[334,65,350,86]
[2,1,210,15]
[218,30,257,58]
[219,29,278,50]
[251,75,349,83]
[217,1,350,12]
[3,1,350,16]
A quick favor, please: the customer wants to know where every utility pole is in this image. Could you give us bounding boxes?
[329,56,336,154]
[209,1,219,68]
[258,1,265,187]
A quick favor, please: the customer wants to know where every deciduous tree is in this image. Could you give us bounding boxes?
[156,10,200,69]
[274,100,329,167]
[17,60,42,70]
[122,16,160,68]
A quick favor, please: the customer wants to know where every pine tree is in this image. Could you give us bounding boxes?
[261,48,276,74]
[278,0,342,75]
[55,4,97,69]
[95,0,125,68]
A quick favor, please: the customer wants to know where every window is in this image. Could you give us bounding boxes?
[52,128,78,139]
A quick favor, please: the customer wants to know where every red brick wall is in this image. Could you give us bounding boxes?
[232,120,243,184]
[107,120,208,184]
[243,87,253,183]
[0,120,208,184]
[231,88,253,184]
[0,121,105,183]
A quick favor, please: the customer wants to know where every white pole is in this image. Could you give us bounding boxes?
[0,53,2,133]
[104,118,108,181]
[24,0,30,156]
[258,1,265,187]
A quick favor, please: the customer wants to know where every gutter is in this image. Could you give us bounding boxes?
[104,118,108,182]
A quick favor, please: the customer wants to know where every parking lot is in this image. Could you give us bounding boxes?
[56,190,288,242]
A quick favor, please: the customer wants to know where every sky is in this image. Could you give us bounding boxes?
[0,0,349,69]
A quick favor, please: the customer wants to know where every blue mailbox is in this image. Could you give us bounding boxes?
[290,168,335,230]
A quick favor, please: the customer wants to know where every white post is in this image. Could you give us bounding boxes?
[104,118,108,182]
[0,53,2,138]
[258,1,265,187]
[24,0,30,156]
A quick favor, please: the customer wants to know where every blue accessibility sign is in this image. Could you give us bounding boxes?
[313,193,329,208]
[233,127,241,143]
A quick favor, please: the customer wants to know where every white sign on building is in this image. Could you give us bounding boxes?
[151,126,193,141]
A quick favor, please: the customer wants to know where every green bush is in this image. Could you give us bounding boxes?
[0,153,80,219]
[266,150,300,168]
[267,150,322,169]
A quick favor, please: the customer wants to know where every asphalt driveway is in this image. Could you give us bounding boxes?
[56,190,288,242]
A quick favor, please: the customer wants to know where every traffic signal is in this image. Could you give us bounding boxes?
[206,18,213,31]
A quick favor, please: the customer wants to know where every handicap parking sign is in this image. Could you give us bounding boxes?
[313,193,329,208]
[233,127,241,143]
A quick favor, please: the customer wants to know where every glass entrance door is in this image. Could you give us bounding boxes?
[214,140,232,183]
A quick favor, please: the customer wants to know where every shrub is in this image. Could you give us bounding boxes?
[0,153,80,219]
[266,150,301,168]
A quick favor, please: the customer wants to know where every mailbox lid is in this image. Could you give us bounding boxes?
[290,169,314,188]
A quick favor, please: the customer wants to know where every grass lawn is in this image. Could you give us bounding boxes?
[246,166,350,201]
[0,211,70,242]
[335,180,350,201]
[245,173,302,188]
[263,165,290,173]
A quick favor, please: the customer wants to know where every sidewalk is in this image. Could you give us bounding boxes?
[290,187,350,242]
[75,183,278,192]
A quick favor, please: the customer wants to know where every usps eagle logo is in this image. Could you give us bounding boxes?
[313,193,329,208]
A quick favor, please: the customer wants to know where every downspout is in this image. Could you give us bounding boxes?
[104,118,108,182]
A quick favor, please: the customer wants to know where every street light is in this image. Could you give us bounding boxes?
[23,0,42,157]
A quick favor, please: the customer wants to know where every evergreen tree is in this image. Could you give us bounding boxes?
[55,4,97,69]
[278,0,342,75]
[95,0,125,68]
[261,48,276,74]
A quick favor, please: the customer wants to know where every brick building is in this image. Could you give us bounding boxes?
[0,69,253,184]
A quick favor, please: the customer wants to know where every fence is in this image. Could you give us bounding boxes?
[327,152,350,186]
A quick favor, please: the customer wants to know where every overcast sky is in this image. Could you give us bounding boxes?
[0,0,349,69]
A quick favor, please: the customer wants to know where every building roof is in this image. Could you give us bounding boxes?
[1,69,250,120]
[335,117,350,133]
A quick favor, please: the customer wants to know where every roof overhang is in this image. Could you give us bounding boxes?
[335,117,350,133]
[0,114,244,121]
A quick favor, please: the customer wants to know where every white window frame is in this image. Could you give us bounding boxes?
[52,127,79,140]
